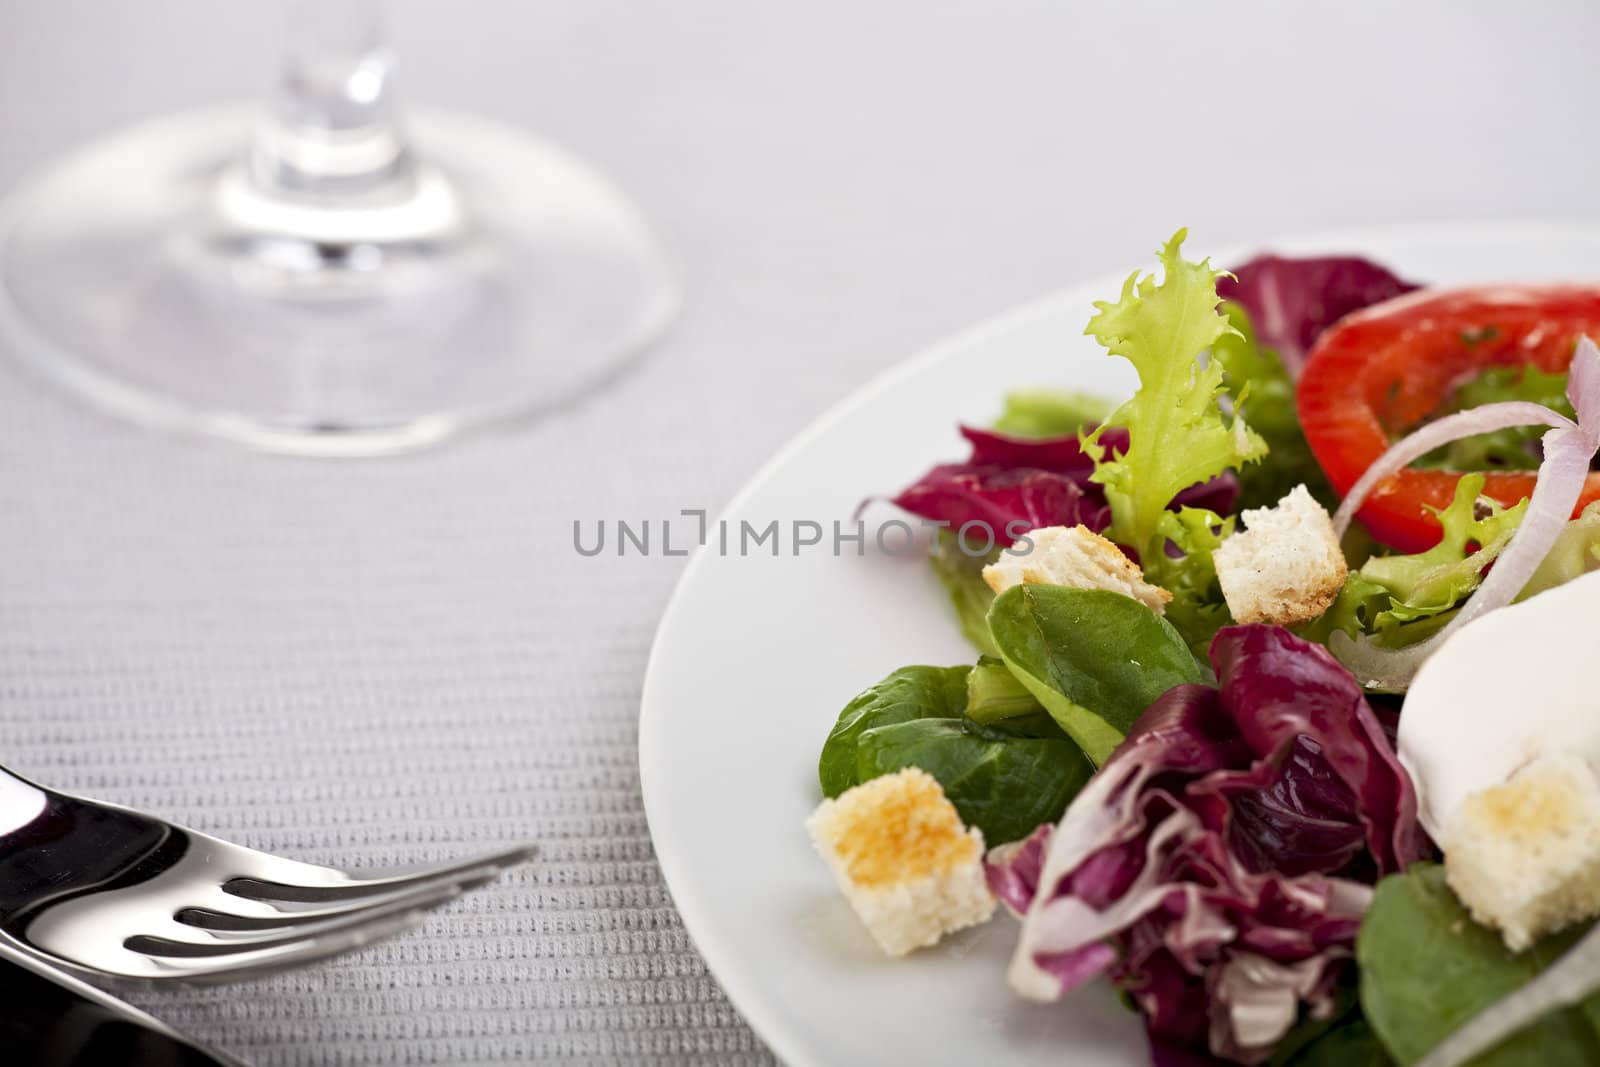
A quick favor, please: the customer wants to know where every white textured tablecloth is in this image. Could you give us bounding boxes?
[0,2,1595,1063]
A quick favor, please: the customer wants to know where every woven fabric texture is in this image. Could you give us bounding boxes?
[0,2,1595,1063]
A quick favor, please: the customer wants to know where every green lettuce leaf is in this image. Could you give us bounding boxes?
[1266,986,1384,1067]
[817,664,1093,845]
[1082,230,1268,568]
[1415,364,1574,471]
[964,654,1044,724]
[1213,301,1337,511]
[1310,474,1525,648]
[1359,864,1600,1066]
[992,388,1114,438]
[1520,501,1600,600]
[1284,1019,1395,1066]
[985,585,1207,764]
[929,530,1000,657]
[1146,505,1237,659]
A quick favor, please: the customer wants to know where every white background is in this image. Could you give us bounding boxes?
[0,2,1595,1063]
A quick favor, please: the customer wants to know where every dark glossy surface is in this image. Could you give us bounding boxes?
[0,789,180,920]
[0,957,233,1066]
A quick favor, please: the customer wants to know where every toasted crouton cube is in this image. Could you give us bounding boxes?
[806,767,995,956]
[1445,754,1600,951]
[1213,485,1347,626]
[982,524,1171,614]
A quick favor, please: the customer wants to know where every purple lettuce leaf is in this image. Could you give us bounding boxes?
[1199,627,1420,876]
[962,424,1116,476]
[891,426,1238,548]
[985,823,1051,916]
[1217,255,1419,378]
[984,625,1422,1065]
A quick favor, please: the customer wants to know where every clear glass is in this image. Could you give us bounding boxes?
[0,0,678,456]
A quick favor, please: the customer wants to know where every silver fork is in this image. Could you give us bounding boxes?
[0,763,534,981]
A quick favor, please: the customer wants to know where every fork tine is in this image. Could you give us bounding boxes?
[222,844,535,904]
[125,904,442,982]
[130,883,473,958]
[175,872,503,939]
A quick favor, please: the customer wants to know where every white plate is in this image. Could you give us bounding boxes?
[640,220,1600,1066]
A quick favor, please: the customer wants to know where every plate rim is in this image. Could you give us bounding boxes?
[639,216,1600,1066]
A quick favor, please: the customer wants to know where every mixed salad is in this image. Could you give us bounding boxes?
[805,232,1600,1066]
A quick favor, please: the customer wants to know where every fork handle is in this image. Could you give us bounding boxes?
[0,943,247,1065]
[0,766,46,835]
[0,765,178,917]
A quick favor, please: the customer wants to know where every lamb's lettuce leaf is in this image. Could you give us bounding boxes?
[1082,230,1268,569]
[1359,864,1600,1066]
[965,654,1043,724]
[1263,986,1377,1067]
[1283,1019,1395,1066]
[817,664,1093,845]
[929,530,1000,657]
[985,585,1206,764]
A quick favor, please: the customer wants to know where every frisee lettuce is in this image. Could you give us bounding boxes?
[1081,230,1267,653]
[1311,474,1526,648]
[1521,501,1600,600]
[1083,230,1267,564]
[1149,505,1237,657]
[1416,364,1575,472]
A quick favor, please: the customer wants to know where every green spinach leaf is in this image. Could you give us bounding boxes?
[1285,1019,1395,1066]
[986,585,1207,764]
[854,716,1091,845]
[818,665,971,797]
[817,664,1093,846]
[1359,864,1600,1066]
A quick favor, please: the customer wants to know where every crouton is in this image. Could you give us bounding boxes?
[982,524,1171,614]
[805,767,995,956]
[1213,485,1346,626]
[1444,753,1600,951]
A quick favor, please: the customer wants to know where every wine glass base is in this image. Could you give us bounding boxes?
[0,104,679,457]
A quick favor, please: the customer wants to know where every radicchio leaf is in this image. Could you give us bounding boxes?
[986,625,1421,1065]
[891,426,1238,548]
[1218,255,1419,379]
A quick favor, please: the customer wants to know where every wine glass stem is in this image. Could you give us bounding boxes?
[250,0,414,201]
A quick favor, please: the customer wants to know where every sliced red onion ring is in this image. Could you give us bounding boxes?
[1329,337,1600,690]
[1415,912,1600,1067]
[1331,402,1575,538]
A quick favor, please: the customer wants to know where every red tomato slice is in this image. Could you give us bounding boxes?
[1297,285,1600,552]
